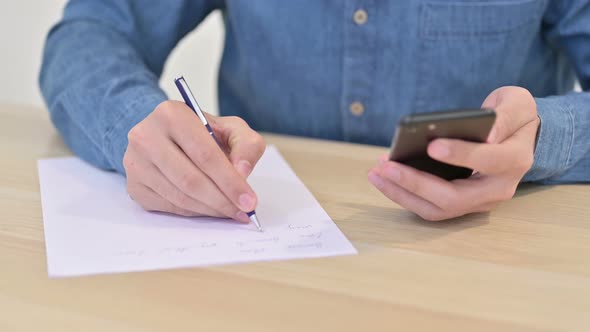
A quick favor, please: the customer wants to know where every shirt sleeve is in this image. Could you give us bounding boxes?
[523,0,590,183]
[39,0,220,174]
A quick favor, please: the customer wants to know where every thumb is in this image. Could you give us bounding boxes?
[213,116,266,178]
[481,86,536,144]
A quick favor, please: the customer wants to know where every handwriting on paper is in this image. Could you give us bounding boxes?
[38,145,357,277]
[114,228,326,259]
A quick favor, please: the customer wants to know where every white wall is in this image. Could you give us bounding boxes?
[0,1,224,115]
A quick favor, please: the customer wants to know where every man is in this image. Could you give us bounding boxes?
[39,1,590,222]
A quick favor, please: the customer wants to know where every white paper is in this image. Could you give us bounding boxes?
[38,145,357,277]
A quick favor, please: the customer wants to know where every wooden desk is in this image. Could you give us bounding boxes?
[1,103,589,331]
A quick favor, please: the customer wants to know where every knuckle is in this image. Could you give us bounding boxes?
[196,147,215,164]
[154,100,184,125]
[127,125,150,152]
[158,107,175,126]
[252,132,265,148]
[178,173,200,193]
[228,116,247,127]
[154,100,177,114]
[153,100,168,114]
[172,191,191,210]
[127,125,143,145]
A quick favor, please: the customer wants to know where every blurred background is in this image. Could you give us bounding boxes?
[0,1,224,114]
[0,2,580,116]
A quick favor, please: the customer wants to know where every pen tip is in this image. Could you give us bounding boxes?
[249,214,263,232]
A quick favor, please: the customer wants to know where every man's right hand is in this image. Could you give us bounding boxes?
[123,100,266,222]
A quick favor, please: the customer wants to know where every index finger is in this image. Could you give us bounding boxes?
[211,116,266,177]
[168,108,258,212]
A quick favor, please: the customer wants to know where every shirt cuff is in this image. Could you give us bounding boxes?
[522,97,575,182]
[103,91,168,175]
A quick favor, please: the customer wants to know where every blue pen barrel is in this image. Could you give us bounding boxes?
[205,123,221,146]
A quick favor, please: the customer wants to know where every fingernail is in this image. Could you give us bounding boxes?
[378,154,388,165]
[384,166,401,182]
[235,160,252,177]
[430,140,450,159]
[368,172,385,189]
[239,193,256,211]
[235,211,250,223]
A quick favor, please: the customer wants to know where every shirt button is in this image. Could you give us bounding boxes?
[349,102,365,116]
[353,9,368,25]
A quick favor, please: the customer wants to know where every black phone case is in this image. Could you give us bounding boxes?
[388,108,496,181]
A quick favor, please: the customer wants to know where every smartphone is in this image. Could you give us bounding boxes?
[388,108,496,180]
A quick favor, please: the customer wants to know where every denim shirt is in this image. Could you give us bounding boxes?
[39,0,590,183]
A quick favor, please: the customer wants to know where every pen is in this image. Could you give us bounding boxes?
[174,76,263,232]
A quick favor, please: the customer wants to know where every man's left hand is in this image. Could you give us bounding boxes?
[368,86,540,221]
